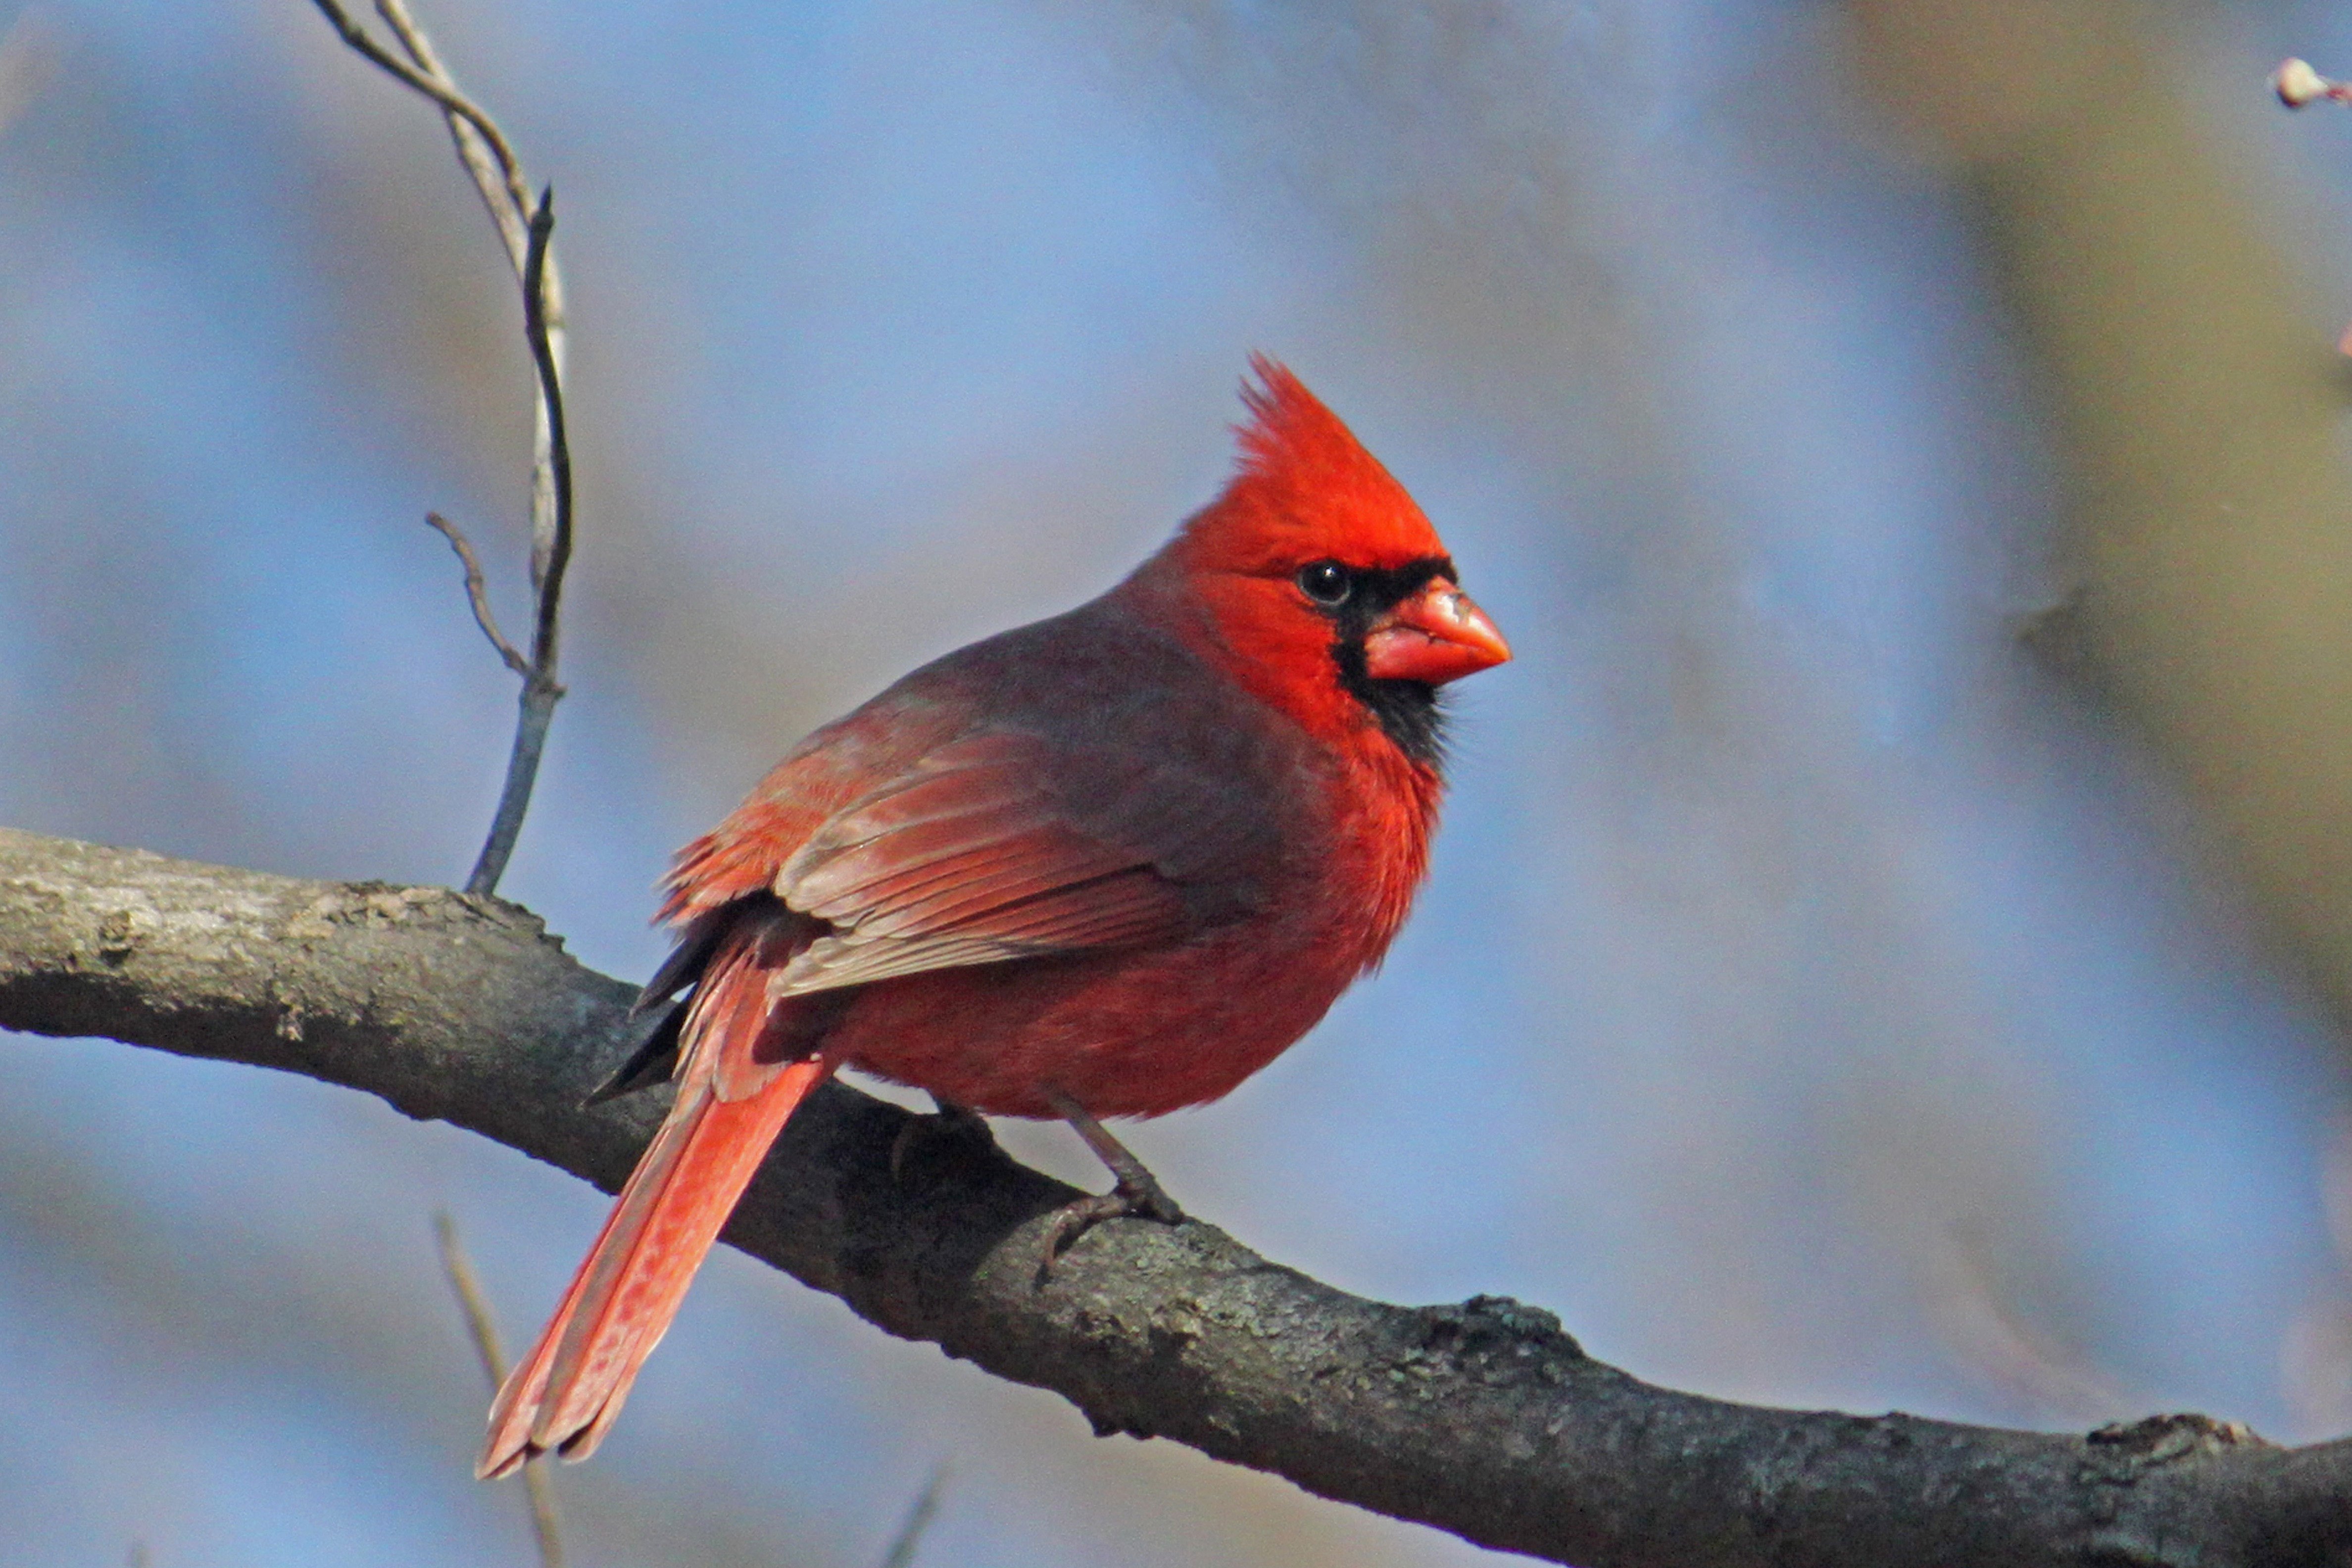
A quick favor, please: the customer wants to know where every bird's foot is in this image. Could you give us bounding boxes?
[1034,1085,1186,1279]
[888,1098,997,1184]
[1035,1172,1186,1280]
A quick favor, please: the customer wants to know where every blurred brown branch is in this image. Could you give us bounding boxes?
[1847,0,2352,1037]
[310,0,573,899]
[2,827,2348,1568]
[435,1211,565,1568]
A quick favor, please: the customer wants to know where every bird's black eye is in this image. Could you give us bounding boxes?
[1296,560,1354,606]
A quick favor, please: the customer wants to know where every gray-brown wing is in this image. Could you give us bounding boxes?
[768,728,1280,995]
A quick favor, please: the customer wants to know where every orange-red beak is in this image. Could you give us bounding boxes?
[1362,579,1511,686]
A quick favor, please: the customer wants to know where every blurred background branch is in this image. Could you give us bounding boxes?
[312,0,572,898]
[1848,0,2352,1030]
[435,1210,565,1568]
[874,1465,946,1568]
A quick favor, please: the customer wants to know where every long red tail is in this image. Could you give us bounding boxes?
[478,923,832,1478]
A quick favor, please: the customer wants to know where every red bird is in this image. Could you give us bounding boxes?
[479,358,1510,1476]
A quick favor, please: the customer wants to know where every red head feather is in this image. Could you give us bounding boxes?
[1167,356,1449,579]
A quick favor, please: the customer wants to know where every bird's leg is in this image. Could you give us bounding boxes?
[1035,1087,1186,1272]
[1053,1092,1185,1221]
[888,1094,997,1184]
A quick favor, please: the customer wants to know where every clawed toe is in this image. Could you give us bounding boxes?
[1035,1176,1186,1281]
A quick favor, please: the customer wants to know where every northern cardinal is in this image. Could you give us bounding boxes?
[479,358,1510,1477]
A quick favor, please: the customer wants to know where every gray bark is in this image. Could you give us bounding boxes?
[1,826,2346,1568]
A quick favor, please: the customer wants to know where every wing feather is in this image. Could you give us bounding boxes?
[749,730,1266,995]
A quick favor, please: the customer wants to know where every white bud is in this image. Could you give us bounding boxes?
[2275,57,2332,109]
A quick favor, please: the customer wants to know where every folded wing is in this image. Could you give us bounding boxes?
[765,729,1274,993]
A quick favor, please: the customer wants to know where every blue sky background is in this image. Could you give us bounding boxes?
[8,2,2352,1564]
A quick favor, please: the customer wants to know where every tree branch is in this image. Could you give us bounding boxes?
[311,0,572,899]
[3,826,2349,1568]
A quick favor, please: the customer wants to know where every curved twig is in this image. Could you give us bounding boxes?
[368,0,532,269]
[311,0,572,898]
[309,0,532,233]
[520,190,571,643]
[425,513,530,678]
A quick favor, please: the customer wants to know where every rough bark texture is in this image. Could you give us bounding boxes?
[2,826,2347,1568]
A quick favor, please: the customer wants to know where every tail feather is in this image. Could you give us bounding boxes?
[478,1162,645,1476]
[477,915,832,1480]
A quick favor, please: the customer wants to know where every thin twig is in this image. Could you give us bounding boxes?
[352,0,571,590]
[426,513,530,678]
[464,190,572,896]
[309,0,530,225]
[370,0,530,270]
[432,1211,510,1414]
[377,0,572,622]
[877,1466,948,1568]
[313,0,574,898]
[366,0,571,416]
[435,1211,565,1568]
[520,193,572,631]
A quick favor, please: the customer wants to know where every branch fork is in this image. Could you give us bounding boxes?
[314,0,574,897]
